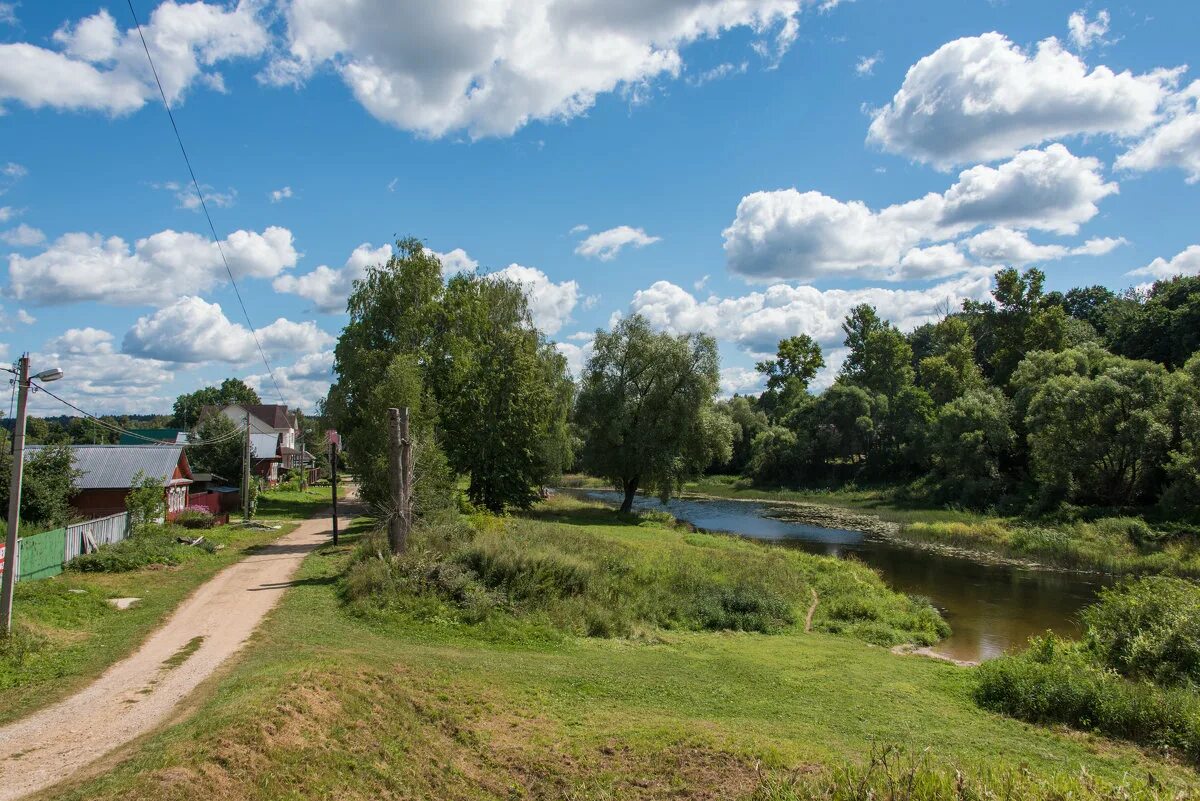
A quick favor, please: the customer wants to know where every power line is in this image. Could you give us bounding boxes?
[32,383,247,447]
[125,0,288,408]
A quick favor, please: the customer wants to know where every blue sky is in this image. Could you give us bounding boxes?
[0,0,1197,416]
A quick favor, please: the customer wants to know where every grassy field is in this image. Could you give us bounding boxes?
[675,476,1200,577]
[0,484,335,725]
[52,498,1197,800]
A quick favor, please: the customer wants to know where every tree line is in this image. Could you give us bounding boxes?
[717,269,1200,516]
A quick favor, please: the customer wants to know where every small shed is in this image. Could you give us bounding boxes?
[26,444,194,520]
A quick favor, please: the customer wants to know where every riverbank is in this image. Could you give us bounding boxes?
[672,476,1200,578]
[50,499,1198,799]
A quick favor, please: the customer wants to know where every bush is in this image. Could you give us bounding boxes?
[1082,576,1200,687]
[69,527,187,572]
[692,582,795,633]
[176,507,217,529]
[457,536,592,602]
[126,471,166,531]
[975,634,1200,762]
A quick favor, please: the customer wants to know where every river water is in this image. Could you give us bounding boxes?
[583,490,1112,663]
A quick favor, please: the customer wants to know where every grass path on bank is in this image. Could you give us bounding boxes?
[55,509,1196,800]
[0,485,336,726]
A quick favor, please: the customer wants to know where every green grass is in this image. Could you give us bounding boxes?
[682,476,1200,576]
[254,482,342,521]
[51,504,1198,800]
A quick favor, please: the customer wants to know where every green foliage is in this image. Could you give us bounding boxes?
[1081,576,1200,688]
[176,508,216,529]
[125,470,165,531]
[711,395,769,475]
[186,412,244,487]
[929,388,1015,506]
[0,441,79,528]
[344,495,947,645]
[574,314,732,512]
[1103,276,1200,369]
[757,334,824,416]
[755,743,1192,800]
[171,378,260,428]
[69,526,190,572]
[975,633,1200,761]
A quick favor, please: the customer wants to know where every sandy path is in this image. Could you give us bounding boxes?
[0,503,352,800]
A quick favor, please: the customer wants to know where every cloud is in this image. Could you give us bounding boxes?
[963,227,1127,265]
[248,350,335,412]
[625,271,993,355]
[0,223,44,247]
[156,180,236,211]
[0,4,16,26]
[555,338,594,379]
[15,309,34,325]
[855,52,881,76]
[1127,244,1200,281]
[0,3,269,115]
[720,366,763,397]
[264,0,818,138]
[575,225,661,260]
[490,264,579,334]
[10,225,298,305]
[34,327,174,410]
[723,144,1116,281]
[568,224,589,235]
[867,32,1180,167]
[272,242,392,313]
[434,247,479,277]
[1116,80,1200,183]
[122,295,333,364]
[269,186,294,203]
[687,60,748,86]
[0,207,14,223]
[1068,9,1111,50]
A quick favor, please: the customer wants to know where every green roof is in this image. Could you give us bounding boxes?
[117,428,187,446]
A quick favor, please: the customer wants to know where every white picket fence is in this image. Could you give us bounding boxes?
[63,512,131,563]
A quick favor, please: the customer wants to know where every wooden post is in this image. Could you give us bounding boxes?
[329,440,339,546]
[242,411,251,522]
[399,407,412,551]
[387,408,404,554]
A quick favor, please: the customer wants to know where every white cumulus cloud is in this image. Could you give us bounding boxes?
[1068,9,1111,50]
[1127,244,1200,281]
[263,0,819,138]
[867,32,1180,167]
[272,242,392,313]
[1116,81,1200,183]
[269,186,294,203]
[0,223,44,247]
[574,225,662,260]
[0,3,269,115]
[490,264,579,335]
[10,225,298,306]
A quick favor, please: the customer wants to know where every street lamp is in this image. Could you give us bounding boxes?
[1,355,63,634]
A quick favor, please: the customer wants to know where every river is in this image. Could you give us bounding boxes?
[582,490,1112,663]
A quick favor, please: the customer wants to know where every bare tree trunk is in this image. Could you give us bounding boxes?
[620,476,639,514]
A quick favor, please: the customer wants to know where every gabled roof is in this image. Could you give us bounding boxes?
[243,404,294,430]
[25,444,192,490]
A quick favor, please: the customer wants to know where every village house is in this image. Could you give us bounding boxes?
[202,403,310,485]
[25,444,194,520]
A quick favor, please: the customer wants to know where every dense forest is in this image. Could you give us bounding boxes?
[712,268,1200,518]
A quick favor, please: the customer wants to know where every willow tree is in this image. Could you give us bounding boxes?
[575,315,732,513]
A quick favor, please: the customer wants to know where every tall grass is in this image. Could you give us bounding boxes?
[342,496,949,645]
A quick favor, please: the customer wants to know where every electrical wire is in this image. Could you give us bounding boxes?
[32,383,248,447]
[125,0,288,407]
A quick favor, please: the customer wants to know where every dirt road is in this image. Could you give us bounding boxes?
[0,507,347,800]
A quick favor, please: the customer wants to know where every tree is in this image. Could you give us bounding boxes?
[1161,353,1200,517]
[0,442,80,527]
[575,315,731,513]
[1025,358,1172,506]
[187,413,243,484]
[929,388,1016,508]
[712,396,768,475]
[126,471,165,531]
[963,267,1066,385]
[432,274,574,511]
[756,335,824,417]
[917,317,984,405]
[172,378,261,428]
[1103,276,1200,368]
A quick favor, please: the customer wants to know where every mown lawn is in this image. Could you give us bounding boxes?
[53,503,1198,800]
[0,485,333,726]
[254,482,342,521]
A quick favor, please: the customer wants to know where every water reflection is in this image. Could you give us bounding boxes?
[584,490,1111,663]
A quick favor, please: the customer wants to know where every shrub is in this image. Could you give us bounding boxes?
[1082,576,1200,688]
[692,583,795,633]
[975,634,1200,761]
[176,507,216,529]
[457,536,592,602]
[69,527,186,572]
[125,471,165,531]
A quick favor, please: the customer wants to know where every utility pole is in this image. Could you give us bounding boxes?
[329,436,339,546]
[1,356,63,635]
[387,407,412,554]
[0,357,30,635]
[242,411,251,522]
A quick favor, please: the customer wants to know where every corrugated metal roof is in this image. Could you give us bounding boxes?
[25,444,189,490]
[250,433,278,458]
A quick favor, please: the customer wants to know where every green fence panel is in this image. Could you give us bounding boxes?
[19,528,67,581]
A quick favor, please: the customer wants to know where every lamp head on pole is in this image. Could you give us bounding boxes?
[33,368,63,383]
